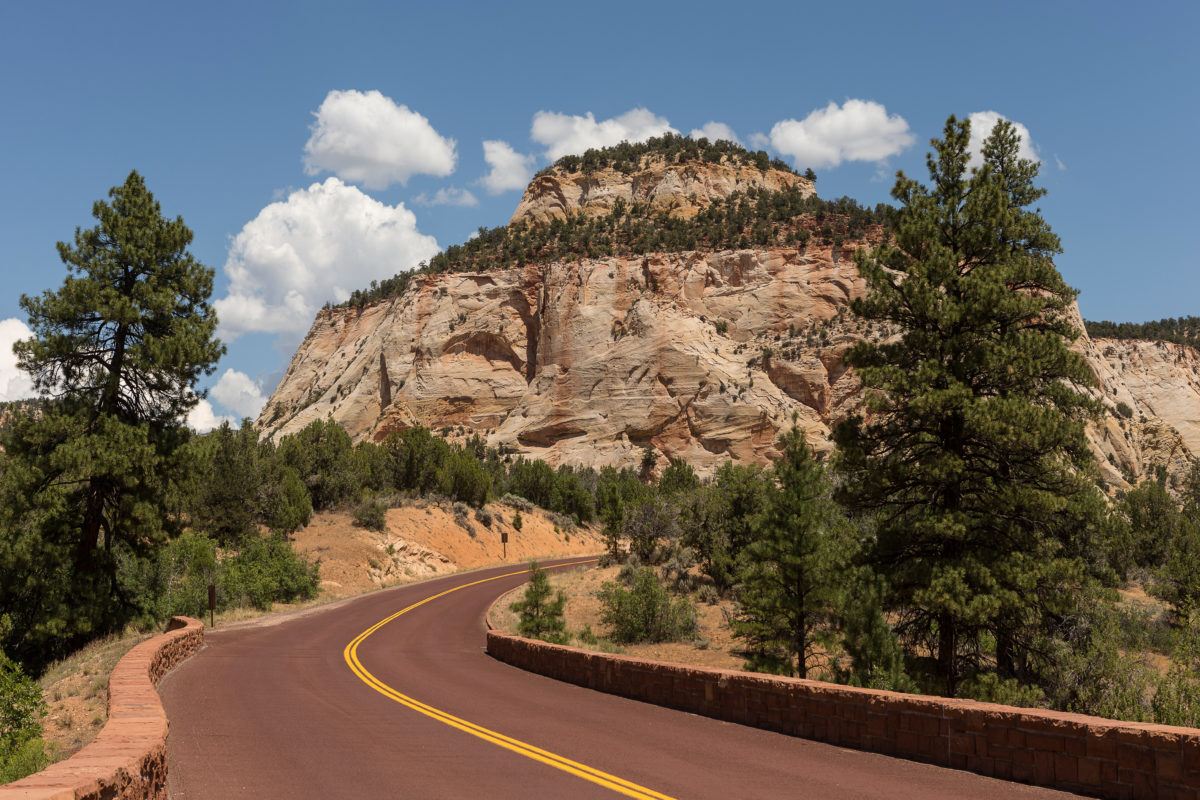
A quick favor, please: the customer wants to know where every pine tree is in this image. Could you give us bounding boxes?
[732,428,851,678]
[0,172,223,669]
[834,118,1104,696]
[510,562,567,643]
[190,421,262,544]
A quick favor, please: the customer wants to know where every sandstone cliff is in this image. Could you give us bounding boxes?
[510,154,811,226]
[258,156,1196,489]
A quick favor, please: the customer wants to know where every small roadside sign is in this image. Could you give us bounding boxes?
[207,584,216,628]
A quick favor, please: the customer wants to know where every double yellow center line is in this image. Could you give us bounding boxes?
[343,560,676,800]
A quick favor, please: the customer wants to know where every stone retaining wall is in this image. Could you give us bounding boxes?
[0,616,204,800]
[487,630,1200,800]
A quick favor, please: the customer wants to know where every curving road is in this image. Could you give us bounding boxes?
[161,559,1083,799]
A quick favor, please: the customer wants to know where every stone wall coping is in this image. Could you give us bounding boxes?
[0,616,204,800]
[487,627,1200,737]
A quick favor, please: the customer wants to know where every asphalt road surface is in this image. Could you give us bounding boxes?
[161,558,1084,799]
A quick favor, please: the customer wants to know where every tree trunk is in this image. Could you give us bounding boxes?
[80,320,128,567]
[996,628,1014,679]
[939,612,957,696]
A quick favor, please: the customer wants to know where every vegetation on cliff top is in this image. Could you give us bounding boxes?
[533,132,800,178]
[340,187,895,309]
[1085,316,1200,349]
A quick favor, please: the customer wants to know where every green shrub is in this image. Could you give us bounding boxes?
[0,639,48,783]
[452,502,475,537]
[1152,623,1200,727]
[353,496,388,532]
[122,531,219,620]
[220,535,320,611]
[1115,401,1134,419]
[124,532,319,619]
[512,510,523,531]
[959,673,1046,708]
[500,493,533,512]
[598,567,697,644]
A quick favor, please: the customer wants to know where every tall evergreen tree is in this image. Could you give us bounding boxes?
[733,428,851,678]
[0,171,222,668]
[834,118,1104,696]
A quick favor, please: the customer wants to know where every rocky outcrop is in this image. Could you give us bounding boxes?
[257,237,1196,488]
[259,243,869,475]
[510,156,811,225]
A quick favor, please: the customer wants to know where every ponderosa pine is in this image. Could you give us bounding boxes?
[834,117,1106,696]
[0,171,222,669]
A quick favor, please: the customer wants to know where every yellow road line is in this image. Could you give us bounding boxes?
[343,559,677,800]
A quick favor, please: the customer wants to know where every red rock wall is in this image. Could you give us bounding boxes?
[487,630,1200,800]
[0,617,204,800]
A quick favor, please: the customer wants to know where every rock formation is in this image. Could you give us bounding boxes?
[510,155,811,225]
[258,151,1197,490]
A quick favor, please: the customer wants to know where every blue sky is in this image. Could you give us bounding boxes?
[1,1,1196,425]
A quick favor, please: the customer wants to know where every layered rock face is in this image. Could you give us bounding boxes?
[258,249,1195,488]
[260,244,861,473]
[510,156,811,225]
[259,159,1196,488]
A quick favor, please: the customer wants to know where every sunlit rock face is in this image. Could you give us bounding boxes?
[260,160,1196,487]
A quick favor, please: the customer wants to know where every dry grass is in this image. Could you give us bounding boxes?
[38,630,152,759]
[491,565,748,671]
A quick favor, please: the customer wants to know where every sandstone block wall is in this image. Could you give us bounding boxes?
[487,630,1200,800]
[0,616,204,800]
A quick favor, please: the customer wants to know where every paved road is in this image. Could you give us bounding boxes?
[161,559,1082,799]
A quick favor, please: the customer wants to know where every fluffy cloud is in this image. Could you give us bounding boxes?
[966,111,1040,169]
[688,121,741,146]
[769,99,914,169]
[480,140,535,194]
[211,369,268,419]
[531,108,676,160]
[0,318,36,402]
[414,187,479,207]
[186,399,231,433]
[303,90,457,189]
[215,178,440,339]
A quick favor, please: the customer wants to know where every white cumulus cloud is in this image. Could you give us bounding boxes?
[966,111,1040,169]
[480,140,536,194]
[0,318,36,402]
[769,99,914,169]
[303,89,457,189]
[688,121,741,146]
[186,398,232,433]
[413,187,478,207]
[211,369,268,419]
[215,178,440,340]
[531,108,677,160]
